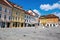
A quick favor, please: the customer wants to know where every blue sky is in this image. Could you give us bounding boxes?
[9,0,60,16]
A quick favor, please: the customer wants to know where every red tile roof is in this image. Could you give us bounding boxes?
[0,0,12,7]
[0,0,23,10]
[39,14,59,19]
[25,11,35,17]
[7,0,22,9]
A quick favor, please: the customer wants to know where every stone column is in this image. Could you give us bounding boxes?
[19,23,21,27]
[10,22,13,28]
[52,24,53,27]
[49,24,50,27]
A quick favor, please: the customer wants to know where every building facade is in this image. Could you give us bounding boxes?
[39,14,59,27]
[24,12,31,27]
[24,10,39,27]
[0,0,39,28]
[58,19,60,26]
[28,10,39,26]
[0,0,12,28]
[10,4,25,28]
[0,0,25,28]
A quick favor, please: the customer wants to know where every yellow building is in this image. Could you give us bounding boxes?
[6,0,25,28]
[39,14,59,27]
[10,4,25,28]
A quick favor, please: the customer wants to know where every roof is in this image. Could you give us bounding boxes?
[7,0,22,10]
[0,0,12,7]
[23,10,35,17]
[39,14,59,19]
[28,10,39,16]
[0,0,36,17]
[0,0,23,10]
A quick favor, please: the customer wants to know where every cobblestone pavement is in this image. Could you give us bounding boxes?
[0,27,60,40]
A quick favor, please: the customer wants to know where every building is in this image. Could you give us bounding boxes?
[7,1,25,28]
[39,14,59,27]
[0,0,26,28]
[24,10,39,27]
[28,10,39,26]
[0,0,12,28]
[31,10,40,26]
[0,0,40,28]
[58,19,60,26]
[24,11,33,27]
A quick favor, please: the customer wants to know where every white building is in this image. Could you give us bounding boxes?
[24,11,34,27]
[0,0,12,28]
[24,10,39,27]
[28,10,39,26]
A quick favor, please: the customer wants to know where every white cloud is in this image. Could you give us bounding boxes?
[53,12,60,18]
[40,3,60,11]
[33,9,41,16]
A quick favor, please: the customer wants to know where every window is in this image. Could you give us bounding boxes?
[27,16,28,18]
[16,12,19,15]
[4,15,6,19]
[27,20,28,22]
[25,20,26,22]
[5,8,7,12]
[13,17,14,20]
[16,17,17,20]
[0,6,2,11]
[0,14,1,18]
[16,12,17,15]
[25,15,26,18]
[29,17,30,19]
[9,10,12,14]
[9,16,11,20]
